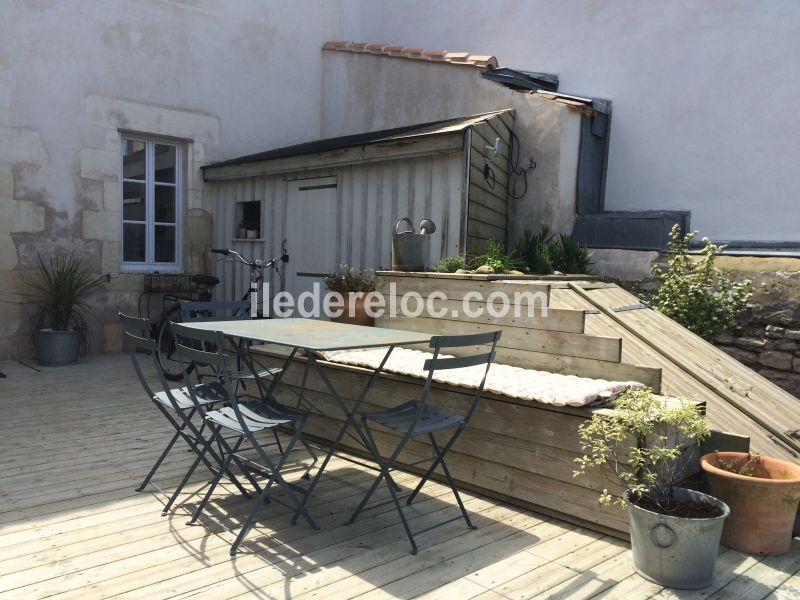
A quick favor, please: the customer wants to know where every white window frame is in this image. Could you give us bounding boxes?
[120,136,183,272]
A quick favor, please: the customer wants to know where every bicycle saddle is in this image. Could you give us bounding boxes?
[192,274,220,287]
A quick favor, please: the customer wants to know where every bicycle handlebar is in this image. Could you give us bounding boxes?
[211,248,278,271]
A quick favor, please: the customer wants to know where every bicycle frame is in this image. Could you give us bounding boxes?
[210,247,284,318]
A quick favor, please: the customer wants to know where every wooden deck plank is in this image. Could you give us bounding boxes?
[1,353,799,599]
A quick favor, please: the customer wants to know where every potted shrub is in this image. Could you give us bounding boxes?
[27,252,105,366]
[574,388,730,589]
[324,264,376,326]
[700,452,800,555]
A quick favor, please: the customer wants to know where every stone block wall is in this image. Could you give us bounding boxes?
[712,257,800,398]
[0,86,220,359]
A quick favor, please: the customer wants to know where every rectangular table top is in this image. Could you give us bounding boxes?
[182,317,434,351]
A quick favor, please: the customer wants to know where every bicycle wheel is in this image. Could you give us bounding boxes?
[155,305,194,381]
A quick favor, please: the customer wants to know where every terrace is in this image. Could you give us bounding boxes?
[2,353,799,599]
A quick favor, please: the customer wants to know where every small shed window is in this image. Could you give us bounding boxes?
[235,200,261,240]
[121,136,182,271]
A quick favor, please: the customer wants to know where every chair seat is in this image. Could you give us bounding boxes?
[362,401,465,435]
[205,405,293,434]
[227,365,282,381]
[153,381,227,410]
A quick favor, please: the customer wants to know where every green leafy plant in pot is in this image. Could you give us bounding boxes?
[574,388,729,589]
[27,252,106,366]
[324,264,376,326]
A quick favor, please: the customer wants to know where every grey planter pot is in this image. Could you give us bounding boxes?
[34,330,81,366]
[628,487,729,589]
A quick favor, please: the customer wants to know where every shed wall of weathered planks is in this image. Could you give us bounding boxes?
[466,110,514,254]
[207,152,466,299]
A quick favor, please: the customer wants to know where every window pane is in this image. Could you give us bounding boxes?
[155,225,176,263]
[123,223,146,262]
[122,139,146,180]
[154,185,175,223]
[154,144,176,183]
[122,181,146,221]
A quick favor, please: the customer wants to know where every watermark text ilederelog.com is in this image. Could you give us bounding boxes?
[250,282,549,320]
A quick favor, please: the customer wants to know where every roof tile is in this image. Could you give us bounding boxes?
[322,40,498,70]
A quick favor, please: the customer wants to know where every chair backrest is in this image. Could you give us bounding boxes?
[119,312,182,411]
[172,322,250,433]
[180,299,251,322]
[417,330,502,425]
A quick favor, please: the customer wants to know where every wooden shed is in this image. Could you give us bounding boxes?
[202,109,514,298]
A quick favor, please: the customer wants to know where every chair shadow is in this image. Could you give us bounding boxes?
[162,460,542,600]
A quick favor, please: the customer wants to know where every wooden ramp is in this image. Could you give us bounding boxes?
[550,282,800,463]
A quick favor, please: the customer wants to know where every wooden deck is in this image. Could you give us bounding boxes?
[1,353,799,599]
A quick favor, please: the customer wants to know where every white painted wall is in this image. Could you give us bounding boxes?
[342,0,800,244]
[320,52,582,242]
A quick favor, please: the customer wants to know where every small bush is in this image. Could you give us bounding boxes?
[513,227,553,274]
[650,225,752,340]
[573,388,710,509]
[433,255,467,273]
[324,264,375,294]
[472,239,525,274]
[550,234,591,274]
[513,227,591,274]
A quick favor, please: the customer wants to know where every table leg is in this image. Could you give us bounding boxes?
[290,346,396,524]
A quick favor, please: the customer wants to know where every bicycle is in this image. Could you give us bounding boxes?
[153,247,285,380]
[138,273,219,381]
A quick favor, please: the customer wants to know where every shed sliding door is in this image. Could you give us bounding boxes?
[284,176,338,303]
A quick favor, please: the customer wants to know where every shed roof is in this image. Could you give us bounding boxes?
[203,110,511,180]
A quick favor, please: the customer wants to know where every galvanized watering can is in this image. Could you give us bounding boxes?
[391,218,436,271]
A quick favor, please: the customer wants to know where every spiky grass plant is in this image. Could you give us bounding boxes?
[27,252,105,350]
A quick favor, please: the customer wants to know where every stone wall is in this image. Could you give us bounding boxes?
[712,257,800,399]
[591,250,800,399]
[0,1,345,360]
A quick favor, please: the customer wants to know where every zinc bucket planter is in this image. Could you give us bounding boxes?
[700,452,800,555]
[627,488,729,589]
[34,329,81,366]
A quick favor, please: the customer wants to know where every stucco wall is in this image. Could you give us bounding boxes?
[320,51,582,243]
[344,0,800,245]
[0,0,345,359]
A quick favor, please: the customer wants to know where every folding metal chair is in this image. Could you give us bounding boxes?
[180,299,318,473]
[180,299,280,383]
[346,330,501,554]
[172,323,318,555]
[119,313,257,516]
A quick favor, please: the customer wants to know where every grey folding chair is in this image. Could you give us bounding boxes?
[180,299,281,383]
[180,299,318,472]
[172,323,318,555]
[119,313,257,516]
[346,330,502,554]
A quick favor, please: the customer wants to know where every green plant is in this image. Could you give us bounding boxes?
[550,233,591,274]
[573,388,710,510]
[27,252,106,347]
[650,225,753,340]
[324,264,375,294]
[513,227,591,274]
[513,227,553,274]
[472,239,525,274]
[716,453,762,477]
[433,255,467,273]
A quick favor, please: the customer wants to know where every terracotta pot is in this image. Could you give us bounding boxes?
[330,294,374,326]
[700,452,800,555]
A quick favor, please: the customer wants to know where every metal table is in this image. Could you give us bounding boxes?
[182,318,433,525]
